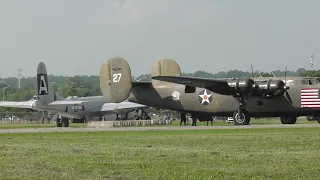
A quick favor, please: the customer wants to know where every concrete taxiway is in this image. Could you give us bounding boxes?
[0,124,318,134]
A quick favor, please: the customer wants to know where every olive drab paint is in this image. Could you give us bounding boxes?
[100,57,132,103]
[99,57,320,125]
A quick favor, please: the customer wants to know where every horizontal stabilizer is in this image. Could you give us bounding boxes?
[100,101,146,111]
[152,76,234,95]
[0,101,35,109]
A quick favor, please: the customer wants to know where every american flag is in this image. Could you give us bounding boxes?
[301,88,320,108]
[310,51,314,69]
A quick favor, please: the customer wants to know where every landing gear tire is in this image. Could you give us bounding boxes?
[280,116,297,124]
[317,119,320,124]
[63,118,69,127]
[233,109,250,125]
[72,117,87,123]
[56,119,62,127]
[116,114,120,120]
[72,118,83,123]
[83,116,88,123]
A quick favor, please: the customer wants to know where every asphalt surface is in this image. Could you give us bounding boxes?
[0,124,319,134]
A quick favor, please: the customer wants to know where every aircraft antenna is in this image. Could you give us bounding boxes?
[250,63,254,80]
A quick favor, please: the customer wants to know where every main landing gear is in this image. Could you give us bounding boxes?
[233,95,251,125]
[56,116,70,127]
[280,116,297,124]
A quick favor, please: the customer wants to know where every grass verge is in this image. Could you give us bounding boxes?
[0,127,319,179]
[0,122,87,129]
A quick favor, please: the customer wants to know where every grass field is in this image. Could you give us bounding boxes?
[0,117,318,129]
[0,127,320,179]
[0,122,87,129]
[151,117,320,126]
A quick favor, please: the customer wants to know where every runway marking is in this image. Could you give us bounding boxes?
[0,124,319,134]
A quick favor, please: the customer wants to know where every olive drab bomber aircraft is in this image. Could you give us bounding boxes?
[99,57,320,125]
[0,62,150,127]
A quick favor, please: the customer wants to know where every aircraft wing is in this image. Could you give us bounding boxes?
[100,101,147,111]
[0,101,35,109]
[48,100,89,105]
[152,76,234,95]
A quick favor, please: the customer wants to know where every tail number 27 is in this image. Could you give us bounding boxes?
[113,73,122,82]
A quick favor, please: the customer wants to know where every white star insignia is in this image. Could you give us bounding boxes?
[199,90,212,104]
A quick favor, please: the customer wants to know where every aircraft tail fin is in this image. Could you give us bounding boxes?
[36,62,55,103]
[150,58,181,85]
[99,57,181,103]
[100,57,132,103]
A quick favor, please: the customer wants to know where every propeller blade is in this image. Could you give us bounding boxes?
[284,66,287,86]
[285,91,292,104]
[251,63,254,79]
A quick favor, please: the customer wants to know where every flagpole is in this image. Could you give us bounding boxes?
[310,50,314,70]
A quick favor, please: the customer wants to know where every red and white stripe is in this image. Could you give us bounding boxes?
[301,88,320,108]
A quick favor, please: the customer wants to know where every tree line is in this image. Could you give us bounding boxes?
[0,67,319,112]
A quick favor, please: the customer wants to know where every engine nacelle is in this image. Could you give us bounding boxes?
[255,79,285,96]
[227,78,255,95]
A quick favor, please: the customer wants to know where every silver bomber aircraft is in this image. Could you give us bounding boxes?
[0,62,149,127]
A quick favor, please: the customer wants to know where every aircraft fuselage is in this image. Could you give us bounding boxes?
[127,79,320,117]
[34,96,134,119]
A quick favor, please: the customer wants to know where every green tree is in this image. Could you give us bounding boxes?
[259,72,274,77]
[296,68,306,75]
[300,70,320,77]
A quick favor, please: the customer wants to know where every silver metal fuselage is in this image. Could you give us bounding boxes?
[33,96,133,119]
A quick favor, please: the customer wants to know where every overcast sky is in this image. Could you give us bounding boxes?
[0,0,319,77]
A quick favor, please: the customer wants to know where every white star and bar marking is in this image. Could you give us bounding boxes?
[199,89,212,105]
